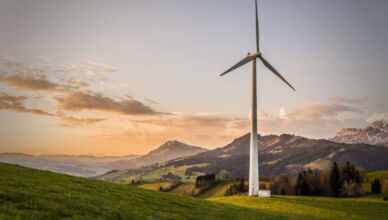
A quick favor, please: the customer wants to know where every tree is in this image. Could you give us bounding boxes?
[371,178,382,194]
[295,171,310,196]
[330,162,341,197]
[195,174,216,187]
[238,177,245,192]
[341,180,363,197]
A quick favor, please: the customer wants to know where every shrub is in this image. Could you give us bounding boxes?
[195,174,216,188]
[270,176,294,195]
[371,178,382,194]
[224,177,247,196]
[341,180,363,197]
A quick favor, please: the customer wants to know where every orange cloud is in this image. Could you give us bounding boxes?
[287,103,362,119]
[54,90,164,115]
[0,93,54,116]
[57,112,105,127]
[0,72,59,91]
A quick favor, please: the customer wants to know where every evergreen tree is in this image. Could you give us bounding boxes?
[330,162,341,197]
[238,177,245,192]
[295,171,310,196]
[371,178,382,194]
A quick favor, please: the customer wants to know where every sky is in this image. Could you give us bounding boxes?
[0,0,387,155]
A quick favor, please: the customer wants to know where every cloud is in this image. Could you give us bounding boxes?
[57,112,105,127]
[144,98,158,105]
[0,54,24,69]
[0,72,59,91]
[0,93,54,116]
[67,79,89,87]
[328,96,362,104]
[279,107,287,119]
[54,90,163,115]
[287,103,362,119]
[86,61,118,72]
[367,112,388,122]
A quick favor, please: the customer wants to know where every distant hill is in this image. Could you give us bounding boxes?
[0,153,140,177]
[127,140,208,168]
[330,120,388,147]
[0,140,207,177]
[99,133,388,181]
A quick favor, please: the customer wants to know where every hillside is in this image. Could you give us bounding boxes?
[99,133,388,182]
[330,120,388,147]
[0,140,206,177]
[123,140,207,168]
[1,163,387,219]
[0,153,140,177]
[0,163,261,219]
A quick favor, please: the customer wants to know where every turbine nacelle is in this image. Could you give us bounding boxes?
[246,52,261,58]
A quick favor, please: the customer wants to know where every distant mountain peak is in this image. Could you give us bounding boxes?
[330,120,388,147]
[131,140,208,167]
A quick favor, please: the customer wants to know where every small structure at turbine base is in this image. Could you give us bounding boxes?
[259,190,271,198]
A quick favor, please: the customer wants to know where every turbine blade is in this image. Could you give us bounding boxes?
[255,0,259,52]
[220,55,256,76]
[259,55,296,91]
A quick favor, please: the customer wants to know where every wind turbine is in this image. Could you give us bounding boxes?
[220,0,295,196]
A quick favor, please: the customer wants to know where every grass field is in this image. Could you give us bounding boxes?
[0,163,262,219]
[197,181,237,198]
[139,182,173,191]
[367,170,388,181]
[1,163,387,219]
[100,163,208,184]
[213,195,388,220]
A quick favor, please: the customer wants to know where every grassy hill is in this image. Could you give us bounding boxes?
[0,163,263,219]
[367,170,388,181]
[1,163,388,219]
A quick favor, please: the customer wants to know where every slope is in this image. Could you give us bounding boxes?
[0,163,261,219]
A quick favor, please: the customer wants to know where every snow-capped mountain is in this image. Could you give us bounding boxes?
[330,120,388,147]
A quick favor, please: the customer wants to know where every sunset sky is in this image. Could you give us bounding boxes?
[0,0,387,155]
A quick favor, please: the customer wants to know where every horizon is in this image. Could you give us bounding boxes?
[0,0,387,155]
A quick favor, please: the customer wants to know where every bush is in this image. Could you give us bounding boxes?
[225,178,247,196]
[195,174,216,188]
[270,176,294,196]
[371,178,382,194]
[341,180,363,197]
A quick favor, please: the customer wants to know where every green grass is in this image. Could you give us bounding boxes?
[100,164,208,183]
[139,182,173,191]
[1,162,388,220]
[364,170,388,193]
[197,181,237,198]
[212,195,388,220]
[367,170,388,181]
[0,163,267,219]
[170,183,198,196]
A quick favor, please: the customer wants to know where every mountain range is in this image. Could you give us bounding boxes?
[330,120,388,147]
[0,141,207,177]
[99,132,388,182]
[2,120,388,179]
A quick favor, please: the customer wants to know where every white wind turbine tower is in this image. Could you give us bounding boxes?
[220,0,295,196]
